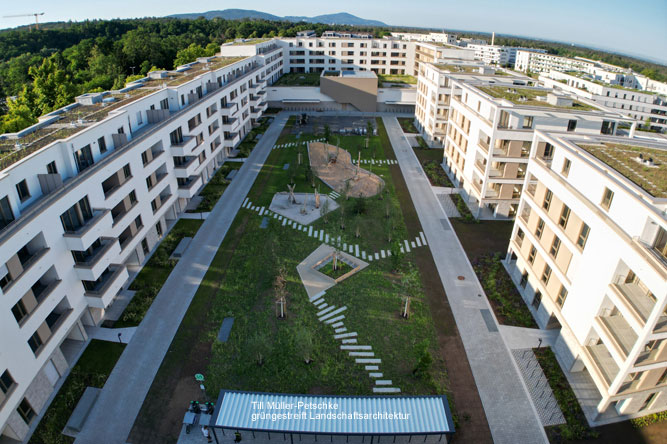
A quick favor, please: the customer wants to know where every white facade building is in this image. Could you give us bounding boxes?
[0,40,282,442]
[466,44,542,67]
[390,32,458,45]
[504,131,667,423]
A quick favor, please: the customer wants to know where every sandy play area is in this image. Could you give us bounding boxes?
[308,142,384,198]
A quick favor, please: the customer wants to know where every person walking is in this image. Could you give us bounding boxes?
[201,425,212,443]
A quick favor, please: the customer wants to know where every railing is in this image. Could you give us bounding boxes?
[73,238,117,269]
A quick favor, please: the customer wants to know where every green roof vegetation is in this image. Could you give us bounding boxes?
[272,72,321,86]
[434,64,480,74]
[578,143,667,198]
[477,86,598,110]
[227,38,273,45]
[377,74,417,86]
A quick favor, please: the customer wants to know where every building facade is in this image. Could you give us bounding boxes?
[0,40,281,441]
[504,131,667,423]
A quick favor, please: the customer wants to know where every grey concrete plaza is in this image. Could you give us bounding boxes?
[382,116,549,444]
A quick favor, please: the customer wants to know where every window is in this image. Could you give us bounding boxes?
[156,221,163,237]
[28,331,43,353]
[550,236,561,257]
[543,189,553,211]
[520,271,528,288]
[134,215,143,230]
[532,291,542,309]
[523,116,534,129]
[17,398,35,424]
[74,145,94,172]
[1,370,15,394]
[541,265,552,284]
[16,180,30,202]
[601,187,614,210]
[122,164,131,179]
[169,127,183,145]
[46,161,58,175]
[516,228,525,246]
[141,238,149,255]
[543,143,554,159]
[129,190,137,205]
[160,98,169,110]
[536,218,545,239]
[528,246,537,264]
[577,223,590,249]
[141,151,149,165]
[146,176,154,190]
[98,136,107,153]
[658,368,667,386]
[11,300,28,323]
[567,120,577,132]
[0,196,14,230]
[561,158,571,177]
[556,285,568,307]
[559,205,571,228]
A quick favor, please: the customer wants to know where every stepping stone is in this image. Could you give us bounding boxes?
[278,215,283,220]
[335,327,347,334]
[420,232,427,246]
[343,243,347,250]
[283,163,290,170]
[334,332,357,339]
[259,217,269,229]
[415,237,422,247]
[361,251,366,259]
[369,373,383,378]
[309,290,326,302]
[331,322,344,328]
[319,231,324,241]
[308,226,313,237]
[367,256,373,262]
[282,219,287,226]
[297,224,302,230]
[325,315,345,324]
[374,253,379,260]
[259,207,265,216]
[355,245,359,256]
[348,245,354,253]
[380,250,386,259]
[317,306,337,317]
[349,352,375,357]
[242,198,249,207]
[356,358,381,364]
[273,213,278,219]
[365,365,379,371]
[316,303,327,310]
[341,345,372,350]
[312,298,325,305]
[342,339,358,344]
[400,247,405,254]
[217,317,235,342]
[325,234,330,243]
[373,387,400,393]
[411,241,416,248]
[404,240,411,252]
[375,380,392,385]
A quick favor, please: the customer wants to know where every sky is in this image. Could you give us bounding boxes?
[1,0,666,64]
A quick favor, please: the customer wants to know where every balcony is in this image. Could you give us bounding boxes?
[34,308,74,357]
[633,237,667,274]
[585,343,619,389]
[526,181,537,197]
[635,345,667,367]
[73,238,121,281]
[223,132,241,148]
[170,135,196,156]
[84,265,129,309]
[63,209,113,251]
[221,117,239,131]
[0,247,50,296]
[485,188,499,199]
[173,156,198,178]
[596,314,637,362]
[177,176,203,199]
[474,159,486,174]
[219,102,238,116]
[478,138,490,153]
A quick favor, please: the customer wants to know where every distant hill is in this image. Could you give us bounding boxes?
[167,9,387,26]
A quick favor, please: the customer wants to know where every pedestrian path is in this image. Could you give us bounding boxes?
[272,137,325,150]
[86,326,137,343]
[382,116,548,444]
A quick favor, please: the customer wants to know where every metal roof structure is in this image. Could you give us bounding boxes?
[212,391,455,436]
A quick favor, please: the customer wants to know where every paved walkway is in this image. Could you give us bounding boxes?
[500,325,560,350]
[382,117,548,444]
[74,113,291,444]
[86,326,137,343]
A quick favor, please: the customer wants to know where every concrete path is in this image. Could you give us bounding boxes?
[75,113,291,444]
[86,326,137,343]
[382,116,548,444]
[500,325,560,350]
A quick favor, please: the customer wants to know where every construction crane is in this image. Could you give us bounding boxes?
[2,12,45,30]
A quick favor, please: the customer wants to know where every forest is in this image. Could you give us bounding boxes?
[0,17,664,135]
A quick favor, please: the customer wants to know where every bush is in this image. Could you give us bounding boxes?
[631,411,667,428]
[450,194,478,224]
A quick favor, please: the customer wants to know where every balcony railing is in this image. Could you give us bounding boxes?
[597,314,637,360]
[585,343,619,389]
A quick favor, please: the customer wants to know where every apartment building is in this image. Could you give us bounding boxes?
[504,131,667,423]
[0,41,279,441]
[390,32,457,45]
[465,44,542,67]
[541,71,667,133]
[515,50,598,74]
[441,81,626,219]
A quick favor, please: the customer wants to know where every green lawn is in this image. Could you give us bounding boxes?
[273,72,321,86]
[188,163,242,213]
[29,341,126,444]
[131,117,451,441]
[113,219,203,328]
[378,74,417,86]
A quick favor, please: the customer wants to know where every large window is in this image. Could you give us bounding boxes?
[27,331,43,354]
[601,187,614,210]
[541,265,552,284]
[0,370,15,394]
[535,218,545,239]
[60,197,93,232]
[550,237,561,258]
[0,196,15,230]
[577,223,590,250]
[559,205,571,228]
[556,285,568,307]
[16,180,30,202]
[17,398,35,424]
[74,145,94,172]
[543,189,553,211]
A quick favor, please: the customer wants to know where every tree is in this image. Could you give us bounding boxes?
[366,119,373,137]
[294,327,313,364]
[320,198,330,224]
[323,124,331,143]
[174,43,208,67]
[29,55,78,115]
[247,331,270,366]
[1,86,37,133]
[389,241,403,272]
[413,340,433,379]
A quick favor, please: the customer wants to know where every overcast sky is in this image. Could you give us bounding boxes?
[1,0,666,64]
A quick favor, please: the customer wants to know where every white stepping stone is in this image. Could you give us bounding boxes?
[334,332,357,339]
[411,241,416,248]
[273,213,278,219]
[325,234,329,243]
[317,306,337,317]
[278,215,283,220]
[312,298,324,305]
[331,322,344,328]
[335,327,347,334]
[320,306,346,321]
[342,339,358,344]
[349,352,375,357]
[297,224,302,230]
[325,315,345,324]
[309,290,325,302]
[400,247,405,254]
[380,250,386,258]
[348,245,354,253]
[420,232,427,245]
[319,231,324,241]
[369,373,383,378]
[404,240,411,252]
[282,219,287,226]
[365,365,379,371]
[308,226,313,237]
[259,207,265,216]
[316,303,328,310]
[355,245,359,256]
[361,251,366,259]
[374,253,379,260]
[243,198,249,207]
[368,256,373,262]
[375,380,392,385]
[356,358,381,364]
[373,387,400,393]
[415,237,422,247]
[341,345,372,350]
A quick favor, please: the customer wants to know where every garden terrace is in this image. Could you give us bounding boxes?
[378,74,417,86]
[272,72,322,86]
[477,86,598,110]
[434,64,481,74]
[577,142,667,198]
[140,57,247,87]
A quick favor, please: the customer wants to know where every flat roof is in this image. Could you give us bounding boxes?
[477,86,598,111]
[213,391,455,435]
[576,142,667,198]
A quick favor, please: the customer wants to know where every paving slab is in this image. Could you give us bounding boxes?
[342,339,358,344]
[334,332,357,339]
[317,306,337,317]
[369,373,383,378]
[325,315,345,324]
[375,380,392,385]
[349,351,375,357]
[373,387,400,394]
[341,345,372,350]
[356,358,381,364]
[365,365,379,371]
[334,328,347,334]
[319,306,347,321]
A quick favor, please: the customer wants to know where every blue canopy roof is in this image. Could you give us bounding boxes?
[213,391,455,435]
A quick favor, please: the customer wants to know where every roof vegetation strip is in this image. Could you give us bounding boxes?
[214,391,455,435]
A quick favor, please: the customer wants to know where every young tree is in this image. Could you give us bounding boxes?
[174,43,207,66]
[247,331,270,366]
[320,198,330,224]
[390,241,403,272]
[1,86,37,133]
[294,327,314,364]
[323,124,331,143]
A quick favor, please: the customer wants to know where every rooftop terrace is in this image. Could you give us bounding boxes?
[225,38,273,46]
[477,86,598,111]
[577,142,667,198]
[0,56,246,170]
[434,64,482,74]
